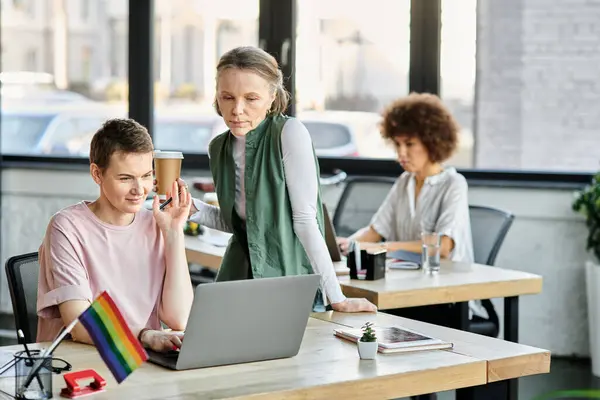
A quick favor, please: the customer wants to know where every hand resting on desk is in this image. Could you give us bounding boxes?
[330,298,377,313]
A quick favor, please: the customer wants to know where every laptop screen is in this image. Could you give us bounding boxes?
[322,204,342,262]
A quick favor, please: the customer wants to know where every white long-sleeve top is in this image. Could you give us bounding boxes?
[190,118,346,305]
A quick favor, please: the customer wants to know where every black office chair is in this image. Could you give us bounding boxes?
[5,252,40,344]
[332,176,396,237]
[468,205,515,337]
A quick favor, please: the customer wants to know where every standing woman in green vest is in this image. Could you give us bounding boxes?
[177,46,376,313]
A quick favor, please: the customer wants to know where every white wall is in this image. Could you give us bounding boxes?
[0,168,590,357]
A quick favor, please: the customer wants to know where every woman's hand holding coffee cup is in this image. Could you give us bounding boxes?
[153,176,189,195]
[177,178,199,216]
[153,176,198,216]
[152,180,192,235]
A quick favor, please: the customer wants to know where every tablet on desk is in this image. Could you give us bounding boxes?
[334,325,453,353]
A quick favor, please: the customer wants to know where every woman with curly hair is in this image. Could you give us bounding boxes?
[337,93,490,324]
[338,92,473,261]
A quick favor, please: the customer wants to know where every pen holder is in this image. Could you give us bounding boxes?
[348,247,387,281]
[14,352,53,399]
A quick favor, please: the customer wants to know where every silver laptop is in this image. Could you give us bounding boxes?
[323,204,343,262]
[147,274,320,370]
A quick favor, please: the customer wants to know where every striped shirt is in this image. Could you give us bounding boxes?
[371,167,487,319]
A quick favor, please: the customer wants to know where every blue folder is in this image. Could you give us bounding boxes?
[386,249,422,265]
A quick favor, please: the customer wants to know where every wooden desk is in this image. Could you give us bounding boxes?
[311,312,550,388]
[338,261,542,310]
[185,235,227,271]
[1,315,549,400]
[311,312,550,400]
[185,235,350,276]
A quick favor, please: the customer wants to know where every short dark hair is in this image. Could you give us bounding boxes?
[89,118,153,169]
[380,93,459,163]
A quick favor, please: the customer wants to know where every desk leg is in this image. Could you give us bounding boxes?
[504,296,519,342]
[456,301,469,331]
[504,296,519,400]
[456,381,509,400]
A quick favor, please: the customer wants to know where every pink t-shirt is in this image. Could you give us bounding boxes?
[36,201,165,342]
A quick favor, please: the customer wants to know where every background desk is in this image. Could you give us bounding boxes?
[339,262,542,340]
[186,235,540,341]
[185,235,350,276]
[338,261,542,310]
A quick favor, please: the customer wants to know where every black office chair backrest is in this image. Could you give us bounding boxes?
[332,176,397,238]
[468,205,514,335]
[469,205,515,266]
[5,252,40,344]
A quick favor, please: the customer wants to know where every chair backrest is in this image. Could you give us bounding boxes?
[5,252,40,343]
[332,176,396,238]
[469,205,515,266]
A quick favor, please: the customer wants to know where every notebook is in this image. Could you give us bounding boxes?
[334,325,453,354]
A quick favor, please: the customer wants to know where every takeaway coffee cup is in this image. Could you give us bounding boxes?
[154,150,184,201]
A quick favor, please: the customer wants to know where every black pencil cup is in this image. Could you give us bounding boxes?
[348,247,387,281]
[14,352,53,399]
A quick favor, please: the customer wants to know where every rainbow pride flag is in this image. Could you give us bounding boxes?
[78,291,148,383]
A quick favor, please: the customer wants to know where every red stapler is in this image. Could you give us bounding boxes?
[60,369,106,398]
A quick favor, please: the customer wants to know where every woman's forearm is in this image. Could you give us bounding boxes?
[382,240,422,253]
[383,236,454,258]
[189,198,232,233]
[351,225,383,243]
[159,230,193,330]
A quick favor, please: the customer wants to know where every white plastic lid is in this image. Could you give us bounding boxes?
[153,150,184,159]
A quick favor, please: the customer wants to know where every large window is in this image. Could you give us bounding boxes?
[0,0,128,157]
[440,0,476,169]
[1,0,595,182]
[152,0,258,155]
[295,0,411,160]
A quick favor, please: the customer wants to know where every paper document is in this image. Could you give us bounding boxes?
[198,231,232,247]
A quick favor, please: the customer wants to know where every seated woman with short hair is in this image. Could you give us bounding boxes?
[36,118,193,352]
[337,93,491,323]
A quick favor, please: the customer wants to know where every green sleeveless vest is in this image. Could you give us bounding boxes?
[208,115,326,283]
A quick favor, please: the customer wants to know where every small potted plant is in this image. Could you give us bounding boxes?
[357,322,378,360]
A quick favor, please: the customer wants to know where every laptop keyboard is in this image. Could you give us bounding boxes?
[164,350,180,358]
[147,349,180,368]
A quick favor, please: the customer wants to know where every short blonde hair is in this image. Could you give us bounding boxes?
[214,46,290,116]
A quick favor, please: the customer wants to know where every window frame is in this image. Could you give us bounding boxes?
[0,0,593,189]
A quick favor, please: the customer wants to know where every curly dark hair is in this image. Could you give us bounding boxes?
[380,93,459,163]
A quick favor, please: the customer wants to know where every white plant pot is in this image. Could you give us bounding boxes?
[586,259,600,377]
[357,340,378,360]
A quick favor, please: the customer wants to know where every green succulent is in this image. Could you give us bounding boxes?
[360,322,377,343]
